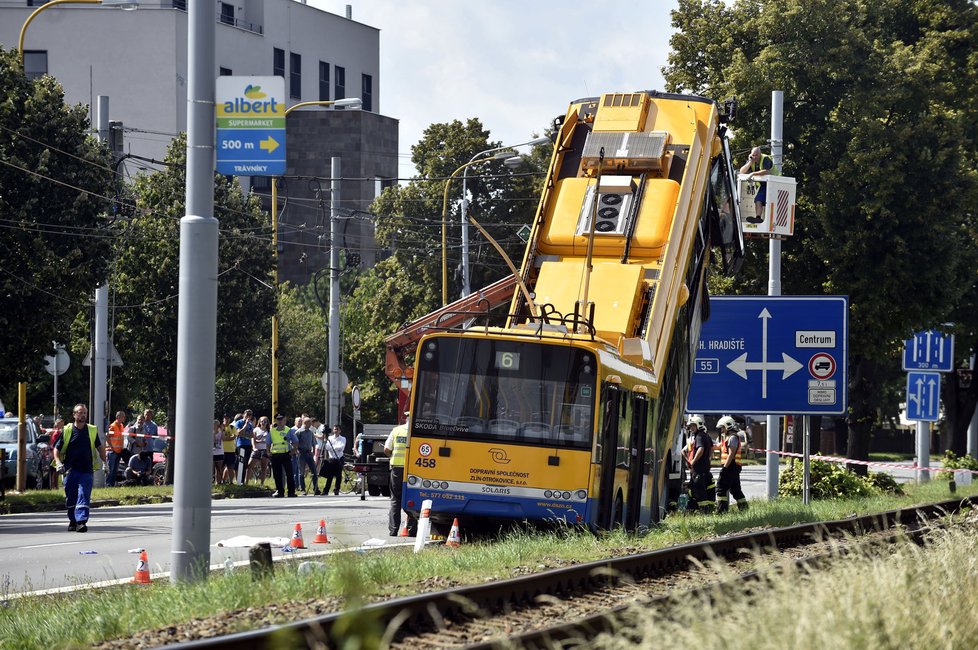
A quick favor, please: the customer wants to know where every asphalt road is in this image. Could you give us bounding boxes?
[1,462,936,596]
[0,493,395,595]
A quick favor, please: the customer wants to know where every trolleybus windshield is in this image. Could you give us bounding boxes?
[412,337,595,449]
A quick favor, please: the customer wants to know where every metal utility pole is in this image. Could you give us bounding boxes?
[969,354,977,458]
[916,420,930,483]
[171,0,216,583]
[94,96,109,462]
[327,157,341,428]
[765,90,784,500]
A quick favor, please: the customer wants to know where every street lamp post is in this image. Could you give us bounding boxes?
[441,153,511,306]
[18,0,138,66]
[459,137,549,299]
[17,0,138,471]
[270,98,361,418]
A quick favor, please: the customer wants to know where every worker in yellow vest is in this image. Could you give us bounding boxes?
[385,412,417,536]
[739,146,780,224]
[268,414,297,498]
[715,415,748,513]
[52,403,106,532]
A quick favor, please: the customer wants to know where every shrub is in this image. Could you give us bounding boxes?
[779,457,879,500]
[868,471,904,495]
[939,451,978,481]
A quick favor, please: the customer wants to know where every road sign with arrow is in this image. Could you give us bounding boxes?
[905,370,940,421]
[686,296,848,415]
[215,76,286,176]
[902,330,954,372]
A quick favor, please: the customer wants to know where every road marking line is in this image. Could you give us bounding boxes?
[19,540,86,549]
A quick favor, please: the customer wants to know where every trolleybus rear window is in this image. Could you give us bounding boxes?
[412,337,595,448]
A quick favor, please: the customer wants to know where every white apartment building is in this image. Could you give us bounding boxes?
[0,0,381,163]
[1,0,398,278]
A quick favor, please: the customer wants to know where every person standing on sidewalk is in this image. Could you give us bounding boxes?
[105,411,127,487]
[294,417,320,495]
[319,425,347,495]
[268,414,297,498]
[234,410,255,484]
[52,404,106,532]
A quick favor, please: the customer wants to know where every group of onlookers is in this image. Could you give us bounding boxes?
[213,409,348,497]
[37,409,160,488]
[103,409,160,486]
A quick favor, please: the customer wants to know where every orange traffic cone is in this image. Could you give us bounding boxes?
[445,518,461,548]
[290,523,306,549]
[313,519,330,544]
[132,550,151,584]
[398,521,410,537]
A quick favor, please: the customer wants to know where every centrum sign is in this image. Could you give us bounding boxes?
[216,76,286,176]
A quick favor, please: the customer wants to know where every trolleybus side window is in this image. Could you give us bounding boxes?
[413,338,595,449]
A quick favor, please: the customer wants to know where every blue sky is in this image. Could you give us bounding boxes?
[311,1,678,179]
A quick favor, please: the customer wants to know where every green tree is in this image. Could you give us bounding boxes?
[0,47,113,407]
[665,0,978,466]
[278,283,328,417]
[344,119,550,422]
[107,134,274,428]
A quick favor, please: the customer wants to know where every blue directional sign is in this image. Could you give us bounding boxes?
[902,330,954,372]
[686,296,848,415]
[216,76,286,176]
[905,371,941,421]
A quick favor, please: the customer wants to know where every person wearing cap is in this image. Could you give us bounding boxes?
[233,410,255,484]
[384,412,417,536]
[268,414,297,497]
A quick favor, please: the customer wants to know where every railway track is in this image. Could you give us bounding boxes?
[163,497,976,650]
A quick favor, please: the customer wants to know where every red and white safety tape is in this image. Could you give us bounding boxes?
[748,447,978,476]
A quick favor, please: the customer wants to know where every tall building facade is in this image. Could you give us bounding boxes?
[0,0,397,278]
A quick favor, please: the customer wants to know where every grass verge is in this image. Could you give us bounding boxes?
[0,483,271,514]
[0,481,974,649]
[594,508,978,649]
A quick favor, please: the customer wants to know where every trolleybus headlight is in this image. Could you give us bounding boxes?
[575,489,587,500]
[561,491,571,500]
[439,481,449,489]
[407,475,419,486]
[422,479,431,488]
[544,490,553,498]
[426,341,437,351]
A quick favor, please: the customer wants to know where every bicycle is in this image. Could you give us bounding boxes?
[339,455,363,496]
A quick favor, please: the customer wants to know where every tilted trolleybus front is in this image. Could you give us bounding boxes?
[403,90,744,531]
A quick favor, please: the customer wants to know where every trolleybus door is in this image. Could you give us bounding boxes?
[625,395,649,530]
[596,383,621,529]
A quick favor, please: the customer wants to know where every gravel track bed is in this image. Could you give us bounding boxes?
[388,526,920,648]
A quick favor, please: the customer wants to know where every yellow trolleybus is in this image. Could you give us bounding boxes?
[404,91,743,530]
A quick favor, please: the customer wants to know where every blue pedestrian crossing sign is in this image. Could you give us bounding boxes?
[905,370,941,421]
[902,330,954,372]
[216,76,286,176]
[686,296,848,415]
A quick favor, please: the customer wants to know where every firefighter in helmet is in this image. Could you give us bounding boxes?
[685,415,715,512]
[715,415,748,513]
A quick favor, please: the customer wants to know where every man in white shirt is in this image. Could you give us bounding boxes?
[319,425,346,495]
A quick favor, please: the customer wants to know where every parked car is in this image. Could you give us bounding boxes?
[0,417,48,489]
[353,425,392,497]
